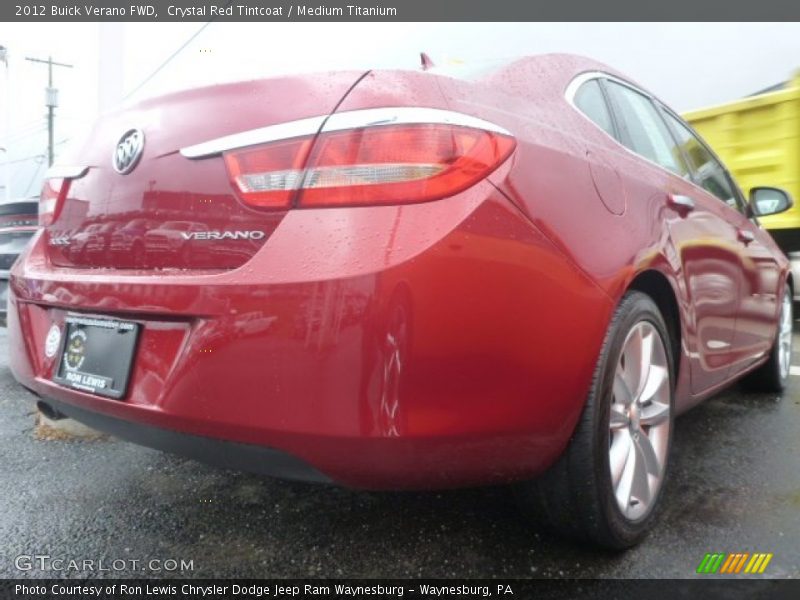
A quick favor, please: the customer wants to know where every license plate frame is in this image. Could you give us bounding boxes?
[53,314,140,399]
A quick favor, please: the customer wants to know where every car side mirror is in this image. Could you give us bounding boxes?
[749,186,793,217]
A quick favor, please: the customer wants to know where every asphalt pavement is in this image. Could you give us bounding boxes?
[1,327,798,579]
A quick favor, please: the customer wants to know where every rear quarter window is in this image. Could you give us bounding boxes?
[573,79,615,137]
[604,80,689,177]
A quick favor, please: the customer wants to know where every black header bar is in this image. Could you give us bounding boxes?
[5,0,800,22]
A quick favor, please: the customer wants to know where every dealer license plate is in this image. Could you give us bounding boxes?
[53,315,140,399]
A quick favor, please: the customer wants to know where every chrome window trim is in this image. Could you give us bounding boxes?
[45,165,89,180]
[565,71,747,218]
[565,71,651,154]
[564,75,618,138]
[657,102,748,214]
[657,102,735,176]
[180,107,512,159]
[565,71,657,106]
[566,71,694,178]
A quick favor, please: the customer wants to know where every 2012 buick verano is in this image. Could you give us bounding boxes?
[8,54,793,548]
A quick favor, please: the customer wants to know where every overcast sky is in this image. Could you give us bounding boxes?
[3,22,800,198]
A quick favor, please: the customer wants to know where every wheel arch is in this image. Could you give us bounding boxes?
[626,269,683,385]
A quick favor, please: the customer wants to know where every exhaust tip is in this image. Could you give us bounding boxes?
[37,400,67,421]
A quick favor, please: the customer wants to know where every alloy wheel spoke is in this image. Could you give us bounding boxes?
[621,330,644,401]
[609,404,630,429]
[629,441,651,508]
[634,431,660,475]
[614,369,634,406]
[637,331,654,399]
[614,435,636,509]
[610,429,632,487]
[640,399,670,427]
[639,364,667,405]
[783,296,792,328]
[779,293,793,375]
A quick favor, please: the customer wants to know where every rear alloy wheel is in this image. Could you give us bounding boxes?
[516,291,674,549]
[743,284,793,393]
[609,322,671,521]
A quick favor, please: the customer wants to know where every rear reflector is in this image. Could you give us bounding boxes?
[39,165,87,226]
[39,178,67,227]
[223,122,515,209]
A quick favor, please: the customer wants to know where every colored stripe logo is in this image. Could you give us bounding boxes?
[696,552,773,574]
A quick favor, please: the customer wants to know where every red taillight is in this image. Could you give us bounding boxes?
[223,137,315,209]
[39,177,69,226]
[223,124,515,209]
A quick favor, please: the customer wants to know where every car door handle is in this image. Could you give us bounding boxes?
[667,194,695,213]
[737,229,755,244]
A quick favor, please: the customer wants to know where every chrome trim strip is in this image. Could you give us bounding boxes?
[564,71,600,106]
[180,107,512,159]
[45,165,89,180]
[321,107,512,136]
[180,115,327,159]
[565,71,656,106]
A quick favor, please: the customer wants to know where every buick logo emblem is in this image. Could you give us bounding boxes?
[112,128,145,174]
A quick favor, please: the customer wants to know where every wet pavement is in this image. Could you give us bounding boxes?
[1,326,798,579]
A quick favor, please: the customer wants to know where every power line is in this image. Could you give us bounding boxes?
[0,152,47,166]
[1,122,47,144]
[1,129,48,148]
[1,117,46,135]
[123,22,214,99]
[23,157,46,196]
[1,137,70,170]
[123,5,231,100]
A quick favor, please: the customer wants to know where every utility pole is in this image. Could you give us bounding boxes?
[1,45,9,201]
[25,55,72,167]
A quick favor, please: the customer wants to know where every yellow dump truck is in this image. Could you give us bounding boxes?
[683,73,800,254]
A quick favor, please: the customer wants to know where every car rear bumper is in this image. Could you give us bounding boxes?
[35,393,331,483]
[8,187,613,489]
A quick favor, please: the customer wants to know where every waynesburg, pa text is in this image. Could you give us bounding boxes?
[14,583,514,597]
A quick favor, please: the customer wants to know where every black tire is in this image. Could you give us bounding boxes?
[515,291,675,549]
[742,284,793,393]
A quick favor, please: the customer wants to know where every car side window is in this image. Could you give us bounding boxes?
[660,110,743,212]
[574,79,616,138]
[603,81,689,177]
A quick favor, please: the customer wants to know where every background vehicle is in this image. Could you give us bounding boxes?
[65,221,104,263]
[683,72,800,296]
[83,222,118,262]
[0,199,38,325]
[109,218,156,266]
[7,54,793,549]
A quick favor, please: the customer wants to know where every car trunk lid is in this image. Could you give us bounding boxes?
[47,72,366,270]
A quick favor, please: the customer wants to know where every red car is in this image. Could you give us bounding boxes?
[8,54,793,548]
